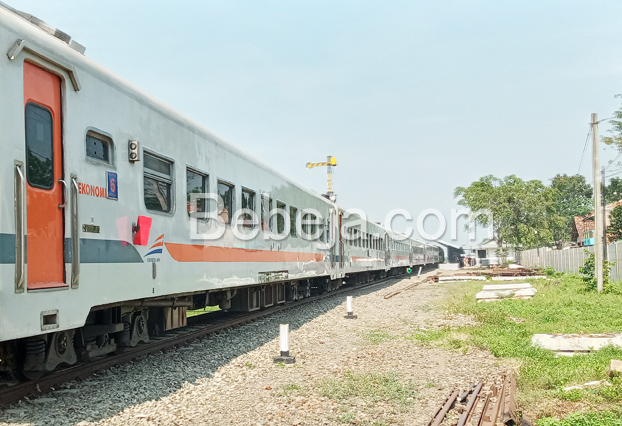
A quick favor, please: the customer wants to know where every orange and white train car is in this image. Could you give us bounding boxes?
[0,3,442,379]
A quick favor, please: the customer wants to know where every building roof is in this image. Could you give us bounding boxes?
[574,198,622,238]
[435,240,463,250]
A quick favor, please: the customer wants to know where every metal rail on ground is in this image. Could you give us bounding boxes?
[0,270,427,408]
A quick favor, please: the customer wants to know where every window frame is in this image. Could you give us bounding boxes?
[186,166,209,219]
[217,179,235,225]
[276,200,286,235]
[261,194,272,231]
[290,206,298,237]
[241,187,257,228]
[143,149,175,216]
[24,102,55,190]
[85,128,114,167]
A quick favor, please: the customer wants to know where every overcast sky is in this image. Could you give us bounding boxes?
[13,1,622,245]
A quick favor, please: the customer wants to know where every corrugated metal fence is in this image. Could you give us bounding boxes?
[517,243,622,280]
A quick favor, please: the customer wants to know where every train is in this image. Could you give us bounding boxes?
[0,3,443,379]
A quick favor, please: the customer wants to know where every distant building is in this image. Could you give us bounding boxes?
[434,240,464,263]
[472,238,515,264]
[572,199,622,246]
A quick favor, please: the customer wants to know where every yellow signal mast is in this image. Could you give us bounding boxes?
[306,156,337,202]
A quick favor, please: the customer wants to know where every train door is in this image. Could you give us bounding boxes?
[329,209,337,279]
[384,234,390,270]
[23,62,66,290]
[339,212,343,270]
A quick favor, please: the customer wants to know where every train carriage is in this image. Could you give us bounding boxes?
[0,3,442,379]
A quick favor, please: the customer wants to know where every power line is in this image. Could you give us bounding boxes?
[606,169,622,178]
[578,126,592,174]
[605,151,622,171]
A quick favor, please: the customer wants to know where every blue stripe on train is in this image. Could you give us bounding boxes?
[0,234,144,264]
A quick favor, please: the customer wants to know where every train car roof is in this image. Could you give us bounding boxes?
[0,4,434,249]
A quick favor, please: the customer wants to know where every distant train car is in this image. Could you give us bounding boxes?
[0,3,441,379]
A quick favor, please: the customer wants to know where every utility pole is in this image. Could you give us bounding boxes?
[603,166,608,261]
[592,113,603,293]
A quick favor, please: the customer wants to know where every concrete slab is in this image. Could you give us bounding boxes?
[491,276,546,281]
[476,288,537,302]
[482,283,533,291]
[610,359,622,377]
[532,334,622,352]
[438,276,486,282]
[439,263,460,270]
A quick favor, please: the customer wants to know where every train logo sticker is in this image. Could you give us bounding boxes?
[145,234,164,262]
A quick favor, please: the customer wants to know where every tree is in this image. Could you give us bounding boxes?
[603,94,622,151]
[454,175,560,254]
[549,174,593,245]
[604,177,622,204]
[607,205,622,242]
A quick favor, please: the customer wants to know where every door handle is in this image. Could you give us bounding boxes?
[14,162,25,293]
[70,176,80,288]
[58,179,68,209]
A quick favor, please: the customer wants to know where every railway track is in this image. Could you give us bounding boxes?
[0,271,426,408]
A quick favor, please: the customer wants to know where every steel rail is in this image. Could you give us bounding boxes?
[0,271,421,407]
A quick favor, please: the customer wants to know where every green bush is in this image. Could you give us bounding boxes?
[579,250,620,293]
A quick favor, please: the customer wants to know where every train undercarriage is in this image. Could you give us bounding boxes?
[0,266,417,381]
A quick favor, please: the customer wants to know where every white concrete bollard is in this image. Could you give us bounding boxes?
[273,324,295,364]
[344,296,357,319]
[418,266,422,277]
[279,324,289,355]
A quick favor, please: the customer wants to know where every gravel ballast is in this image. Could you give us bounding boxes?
[0,271,508,426]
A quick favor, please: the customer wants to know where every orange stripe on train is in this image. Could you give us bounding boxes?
[165,243,325,263]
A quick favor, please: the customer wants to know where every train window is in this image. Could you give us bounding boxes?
[302,213,311,238]
[261,195,272,231]
[25,103,54,189]
[326,219,330,242]
[276,201,286,234]
[242,188,256,228]
[186,169,208,217]
[144,152,173,213]
[85,131,111,164]
[311,214,317,239]
[290,206,298,237]
[217,181,234,225]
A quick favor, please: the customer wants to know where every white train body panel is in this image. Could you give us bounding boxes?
[0,7,443,344]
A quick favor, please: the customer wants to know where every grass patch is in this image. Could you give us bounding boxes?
[338,412,356,423]
[537,410,622,425]
[318,370,417,409]
[405,327,469,352]
[406,327,452,345]
[430,274,622,419]
[278,383,304,397]
[363,330,395,345]
[186,305,220,318]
